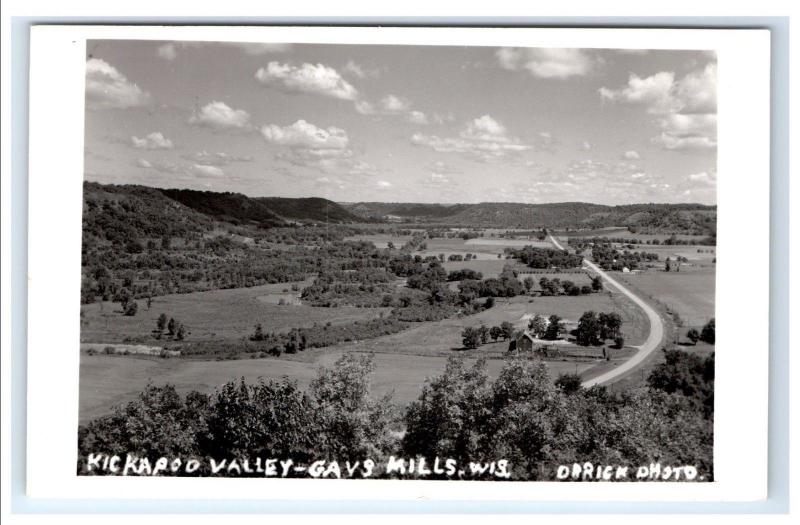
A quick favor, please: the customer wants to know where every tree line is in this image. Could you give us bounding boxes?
[78,350,714,480]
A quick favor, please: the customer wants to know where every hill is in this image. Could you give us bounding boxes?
[342,201,716,234]
[160,189,287,228]
[82,182,217,245]
[255,196,364,224]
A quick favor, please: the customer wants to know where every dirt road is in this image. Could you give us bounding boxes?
[548,235,664,387]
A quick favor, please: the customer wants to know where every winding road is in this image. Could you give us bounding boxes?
[548,235,664,387]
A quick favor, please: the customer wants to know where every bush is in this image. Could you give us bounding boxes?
[124,301,138,316]
[614,336,625,349]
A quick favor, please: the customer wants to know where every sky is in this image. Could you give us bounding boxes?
[84,40,717,205]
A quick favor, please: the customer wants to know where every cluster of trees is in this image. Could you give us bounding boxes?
[686,318,715,345]
[570,235,715,247]
[155,313,186,341]
[525,314,564,341]
[301,269,397,307]
[447,253,477,262]
[447,268,484,281]
[506,247,583,270]
[461,322,515,349]
[537,276,601,296]
[575,311,624,347]
[78,351,713,480]
[589,243,659,271]
[247,317,409,356]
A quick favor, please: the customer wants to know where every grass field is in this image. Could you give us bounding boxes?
[615,269,715,328]
[80,280,390,344]
[79,348,599,424]
[441,259,509,278]
[79,287,650,423]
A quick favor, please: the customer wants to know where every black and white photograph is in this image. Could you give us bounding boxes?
[73,38,722,482]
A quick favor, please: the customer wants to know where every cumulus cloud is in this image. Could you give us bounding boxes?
[599,71,677,114]
[182,150,254,166]
[354,100,376,115]
[191,164,225,178]
[496,48,596,79]
[255,62,358,101]
[263,119,378,179]
[653,113,717,150]
[599,63,717,150]
[131,132,174,150]
[687,171,717,185]
[380,95,411,114]
[86,58,152,110]
[354,94,428,124]
[261,120,349,150]
[188,101,252,130]
[407,110,429,125]
[133,158,184,175]
[622,150,641,159]
[134,157,225,178]
[376,180,392,188]
[156,43,177,60]
[411,115,530,163]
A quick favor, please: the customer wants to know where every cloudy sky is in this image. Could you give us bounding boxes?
[84,40,717,205]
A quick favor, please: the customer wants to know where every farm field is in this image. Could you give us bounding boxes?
[79,348,597,424]
[80,280,390,344]
[318,292,649,357]
[614,269,716,328]
[79,288,649,423]
[441,258,509,278]
[555,228,713,244]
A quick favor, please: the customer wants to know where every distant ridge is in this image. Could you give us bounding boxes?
[342,201,716,234]
[83,182,715,235]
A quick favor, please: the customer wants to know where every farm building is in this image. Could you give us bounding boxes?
[516,331,537,352]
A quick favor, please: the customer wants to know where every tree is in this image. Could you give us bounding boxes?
[176,324,186,341]
[490,326,502,342]
[523,277,534,293]
[484,296,495,309]
[121,299,137,316]
[614,336,625,349]
[527,314,548,338]
[555,373,583,395]
[599,312,623,340]
[252,323,265,341]
[686,328,700,344]
[665,257,672,272]
[591,275,603,292]
[576,311,601,346]
[116,287,132,310]
[500,321,515,341]
[167,317,176,337]
[543,315,562,341]
[700,318,715,344]
[156,313,167,335]
[461,327,482,349]
[478,324,490,344]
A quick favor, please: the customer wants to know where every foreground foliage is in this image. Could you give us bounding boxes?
[78,349,713,481]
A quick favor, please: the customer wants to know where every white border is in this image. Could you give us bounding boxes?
[27,25,771,501]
